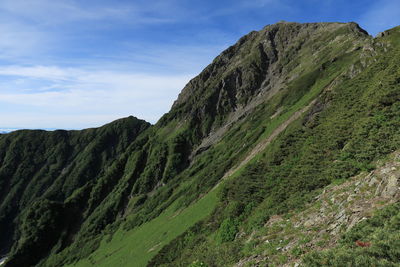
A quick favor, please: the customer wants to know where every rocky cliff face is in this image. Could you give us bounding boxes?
[236,151,400,266]
[174,22,368,110]
[169,22,371,156]
[1,22,399,267]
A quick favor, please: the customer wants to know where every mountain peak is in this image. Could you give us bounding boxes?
[2,21,399,267]
[170,21,371,149]
[261,21,369,36]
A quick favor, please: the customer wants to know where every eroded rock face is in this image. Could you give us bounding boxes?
[301,156,400,235]
[238,151,400,267]
[170,22,371,158]
[379,174,399,198]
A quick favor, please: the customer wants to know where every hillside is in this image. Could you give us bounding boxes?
[0,22,400,267]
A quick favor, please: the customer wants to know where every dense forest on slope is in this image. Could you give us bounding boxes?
[0,22,399,267]
[0,117,150,266]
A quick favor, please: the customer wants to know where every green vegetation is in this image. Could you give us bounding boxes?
[217,218,239,243]
[0,117,151,266]
[303,203,400,266]
[67,186,218,267]
[146,25,400,266]
[1,22,399,267]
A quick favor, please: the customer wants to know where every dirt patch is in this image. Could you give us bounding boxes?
[147,242,162,253]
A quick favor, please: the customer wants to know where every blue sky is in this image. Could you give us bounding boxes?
[0,0,399,130]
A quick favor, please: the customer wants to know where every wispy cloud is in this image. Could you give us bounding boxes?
[3,0,395,130]
[0,0,176,25]
[0,1,234,129]
[0,22,49,61]
[0,64,193,127]
[0,128,20,133]
[0,65,70,81]
[0,0,181,61]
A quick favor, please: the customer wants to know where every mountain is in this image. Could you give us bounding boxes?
[1,22,399,267]
[0,129,19,134]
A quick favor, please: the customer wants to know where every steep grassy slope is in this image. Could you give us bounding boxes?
[69,22,384,267]
[1,22,399,267]
[66,188,219,267]
[148,26,400,266]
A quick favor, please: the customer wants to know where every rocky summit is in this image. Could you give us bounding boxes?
[0,22,400,267]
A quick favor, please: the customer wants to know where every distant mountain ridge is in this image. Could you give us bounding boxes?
[0,128,60,134]
[1,22,400,267]
[0,129,19,134]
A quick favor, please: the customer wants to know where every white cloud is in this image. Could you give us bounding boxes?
[0,0,109,22]
[0,1,235,129]
[0,128,20,133]
[205,0,287,19]
[0,65,193,128]
[0,113,133,130]
[0,22,49,60]
[0,65,70,81]
[0,0,177,26]
[0,1,179,61]
[0,71,191,109]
